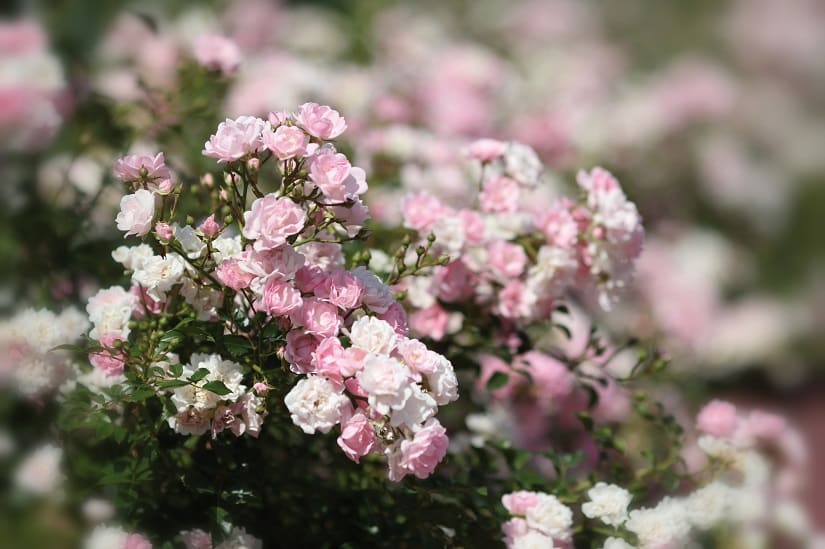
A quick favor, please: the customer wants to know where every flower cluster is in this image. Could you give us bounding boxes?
[498,399,817,549]
[284,315,458,480]
[165,353,266,438]
[0,307,88,399]
[78,103,458,480]
[399,140,643,343]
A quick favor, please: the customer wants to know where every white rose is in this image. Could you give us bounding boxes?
[512,531,557,549]
[582,482,632,527]
[525,494,573,541]
[14,443,63,496]
[284,375,351,434]
[349,316,398,355]
[132,253,185,301]
[174,224,206,259]
[115,189,155,237]
[425,355,459,406]
[388,384,436,429]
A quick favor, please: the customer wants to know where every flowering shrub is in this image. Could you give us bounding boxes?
[2,2,824,547]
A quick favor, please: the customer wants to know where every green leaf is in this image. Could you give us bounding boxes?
[222,334,253,358]
[169,362,184,378]
[486,371,509,390]
[188,367,210,382]
[203,380,232,396]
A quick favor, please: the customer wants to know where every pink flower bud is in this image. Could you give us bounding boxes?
[253,382,269,395]
[155,222,173,242]
[198,214,221,238]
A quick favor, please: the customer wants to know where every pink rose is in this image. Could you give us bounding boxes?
[479,175,520,214]
[116,189,155,237]
[193,34,241,74]
[124,533,153,549]
[308,149,366,202]
[535,198,578,249]
[240,245,305,281]
[202,116,266,162]
[377,302,409,336]
[89,333,126,377]
[398,418,449,479]
[341,347,368,378]
[502,491,542,515]
[242,195,305,250]
[155,222,174,242]
[284,330,319,374]
[487,241,528,280]
[198,214,221,238]
[314,270,364,310]
[252,382,269,395]
[113,152,172,189]
[458,209,485,244]
[261,278,303,316]
[262,124,308,160]
[396,338,438,376]
[181,529,212,549]
[292,298,342,338]
[130,285,163,318]
[466,138,507,162]
[312,337,346,384]
[434,261,473,302]
[696,399,738,438]
[215,258,254,291]
[409,303,450,341]
[337,410,376,463]
[516,351,574,401]
[402,192,448,233]
[501,517,529,547]
[294,102,347,140]
[294,265,328,293]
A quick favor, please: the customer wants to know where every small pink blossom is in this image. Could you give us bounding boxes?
[312,337,347,384]
[252,382,269,395]
[479,175,520,214]
[203,116,266,162]
[377,302,409,336]
[262,124,308,160]
[292,298,342,338]
[398,418,449,479]
[116,189,155,237]
[409,303,450,340]
[294,102,347,140]
[242,194,305,250]
[502,491,542,515]
[240,245,305,281]
[261,278,303,316]
[696,400,738,438]
[314,270,364,310]
[535,199,579,249]
[154,222,173,242]
[284,330,319,374]
[402,192,449,233]
[193,34,241,74]
[113,152,172,189]
[89,333,126,377]
[466,138,507,162]
[487,241,528,280]
[294,265,328,293]
[124,533,153,549]
[337,410,376,463]
[198,215,221,238]
[215,258,254,291]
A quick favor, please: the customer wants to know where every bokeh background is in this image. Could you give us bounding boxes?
[2,0,824,539]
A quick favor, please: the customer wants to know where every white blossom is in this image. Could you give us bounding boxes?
[284,375,351,434]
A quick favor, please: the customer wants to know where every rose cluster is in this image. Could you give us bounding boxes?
[284,315,459,481]
[399,139,643,343]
